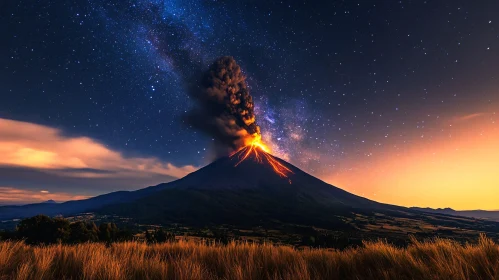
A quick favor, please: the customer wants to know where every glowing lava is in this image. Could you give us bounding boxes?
[231,137,293,179]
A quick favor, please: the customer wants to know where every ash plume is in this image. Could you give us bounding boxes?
[187,56,261,156]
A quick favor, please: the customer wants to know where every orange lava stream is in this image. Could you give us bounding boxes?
[231,139,293,179]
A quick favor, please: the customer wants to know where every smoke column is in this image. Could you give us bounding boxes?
[187,56,261,156]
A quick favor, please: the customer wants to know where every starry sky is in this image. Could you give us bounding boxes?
[1,0,498,209]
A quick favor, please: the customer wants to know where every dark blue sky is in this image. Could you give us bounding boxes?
[1,1,498,207]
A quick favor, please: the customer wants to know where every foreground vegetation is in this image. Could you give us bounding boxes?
[0,215,175,245]
[0,235,498,280]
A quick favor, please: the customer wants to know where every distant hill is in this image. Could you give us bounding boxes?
[411,207,499,222]
[42,200,57,204]
[0,186,174,220]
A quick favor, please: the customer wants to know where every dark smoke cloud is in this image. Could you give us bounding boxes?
[187,56,261,156]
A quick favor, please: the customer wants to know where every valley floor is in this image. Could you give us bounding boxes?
[1,236,498,280]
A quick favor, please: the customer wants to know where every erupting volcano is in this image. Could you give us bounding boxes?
[187,56,292,178]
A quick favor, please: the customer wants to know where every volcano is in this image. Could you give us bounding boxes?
[97,146,394,227]
[0,146,385,224]
[2,147,499,241]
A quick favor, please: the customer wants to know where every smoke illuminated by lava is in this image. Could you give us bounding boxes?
[187,56,292,179]
[187,56,262,156]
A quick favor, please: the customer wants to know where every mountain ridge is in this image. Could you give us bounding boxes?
[411,207,499,222]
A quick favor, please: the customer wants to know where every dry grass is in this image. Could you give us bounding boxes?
[0,235,498,280]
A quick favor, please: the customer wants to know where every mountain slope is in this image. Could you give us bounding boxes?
[146,145,387,208]
[99,146,400,227]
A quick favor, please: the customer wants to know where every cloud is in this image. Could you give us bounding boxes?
[0,118,199,198]
[0,118,197,179]
[452,113,486,123]
[0,187,89,205]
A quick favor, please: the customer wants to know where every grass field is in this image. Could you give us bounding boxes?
[0,235,498,280]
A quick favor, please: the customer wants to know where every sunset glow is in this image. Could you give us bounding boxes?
[0,118,197,178]
[326,115,499,210]
[0,187,89,205]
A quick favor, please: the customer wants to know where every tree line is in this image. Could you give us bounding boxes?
[0,215,175,245]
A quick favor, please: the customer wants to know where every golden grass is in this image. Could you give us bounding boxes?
[0,235,498,280]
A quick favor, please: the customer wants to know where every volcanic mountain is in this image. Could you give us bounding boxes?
[2,147,499,241]
[99,146,393,228]
[0,146,385,223]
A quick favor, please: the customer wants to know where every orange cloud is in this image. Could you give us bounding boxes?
[0,187,89,204]
[452,113,486,123]
[0,118,197,179]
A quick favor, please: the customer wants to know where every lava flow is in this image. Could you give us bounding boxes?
[230,137,293,179]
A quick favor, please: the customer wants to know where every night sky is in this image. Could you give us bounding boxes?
[1,1,498,209]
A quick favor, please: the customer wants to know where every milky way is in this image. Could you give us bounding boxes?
[87,0,332,168]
